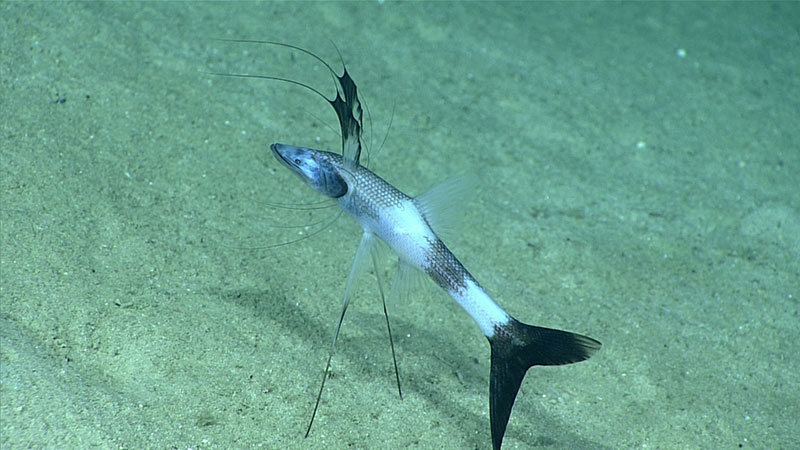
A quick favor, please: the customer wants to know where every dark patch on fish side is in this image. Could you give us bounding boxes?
[424,237,469,292]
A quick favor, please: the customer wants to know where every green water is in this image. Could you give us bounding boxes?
[2,2,797,449]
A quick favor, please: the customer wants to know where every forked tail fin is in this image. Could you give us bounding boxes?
[488,318,601,450]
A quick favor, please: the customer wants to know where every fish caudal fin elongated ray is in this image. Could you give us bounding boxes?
[488,319,601,450]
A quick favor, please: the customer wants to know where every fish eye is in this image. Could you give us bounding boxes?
[294,158,301,164]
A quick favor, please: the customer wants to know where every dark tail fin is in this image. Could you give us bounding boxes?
[488,318,601,450]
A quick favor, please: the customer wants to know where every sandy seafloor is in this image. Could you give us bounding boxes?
[1,2,798,449]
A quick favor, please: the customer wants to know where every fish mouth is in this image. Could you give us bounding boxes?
[271,143,296,169]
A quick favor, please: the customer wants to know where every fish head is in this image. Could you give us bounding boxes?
[271,143,348,198]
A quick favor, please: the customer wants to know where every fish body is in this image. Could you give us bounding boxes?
[220,41,601,449]
[273,144,511,337]
[272,141,600,449]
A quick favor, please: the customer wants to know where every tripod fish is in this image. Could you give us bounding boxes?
[217,41,601,449]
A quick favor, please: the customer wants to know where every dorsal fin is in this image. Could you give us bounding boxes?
[413,173,478,241]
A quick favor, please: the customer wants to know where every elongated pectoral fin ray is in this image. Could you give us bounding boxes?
[328,68,363,169]
[210,39,364,169]
[370,249,402,399]
[270,40,363,168]
[305,231,377,438]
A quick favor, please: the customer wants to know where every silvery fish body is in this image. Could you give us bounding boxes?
[227,41,601,450]
[271,141,599,450]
